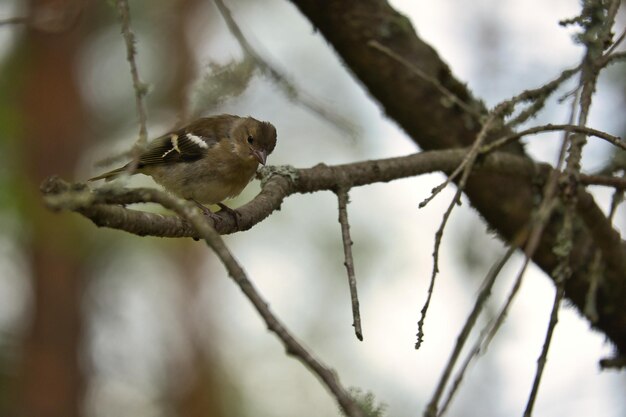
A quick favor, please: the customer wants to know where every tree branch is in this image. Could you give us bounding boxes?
[287,0,626,356]
[43,145,626,355]
[43,176,365,417]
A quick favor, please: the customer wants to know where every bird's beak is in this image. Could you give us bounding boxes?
[252,149,267,165]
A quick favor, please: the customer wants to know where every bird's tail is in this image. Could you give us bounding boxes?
[88,165,130,182]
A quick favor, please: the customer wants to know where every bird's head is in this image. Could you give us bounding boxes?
[232,117,277,165]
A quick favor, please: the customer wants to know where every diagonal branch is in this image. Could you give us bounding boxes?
[43,178,365,417]
[287,0,626,356]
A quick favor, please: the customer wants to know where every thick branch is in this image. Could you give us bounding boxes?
[43,146,626,353]
[43,149,538,232]
[286,0,626,354]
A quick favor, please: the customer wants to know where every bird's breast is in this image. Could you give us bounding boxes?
[145,155,259,205]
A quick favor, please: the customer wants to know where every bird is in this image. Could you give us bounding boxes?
[90,115,277,221]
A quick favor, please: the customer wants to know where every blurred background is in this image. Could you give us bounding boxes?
[0,0,625,416]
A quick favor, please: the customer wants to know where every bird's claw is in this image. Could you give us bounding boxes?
[191,199,241,230]
[217,203,242,230]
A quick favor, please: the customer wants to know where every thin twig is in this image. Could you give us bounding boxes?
[114,0,148,149]
[521,0,620,405]
[605,50,626,65]
[419,65,583,210]
[213,0,357,136]
[524,163,577,417]
[601,26,626,59]
[184,210,364,417]
[414,187,456,350]
[424,244,517,417]
[368,40,482,119]
[504,65,581,129]
[73,185,365,417]
[416,112,500,349]
[437,320,493,416]
[478,199,559,363]
[418,160,465,208]
[480,123,626,154]
[336,188,363,341]
[420,118,626,209]
[522,269,567,417]
[580,174,626,189]
[482,91,579,354]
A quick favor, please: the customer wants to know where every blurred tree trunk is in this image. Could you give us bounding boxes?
[13,1,91,416]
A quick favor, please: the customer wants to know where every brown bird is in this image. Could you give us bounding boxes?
[90,115,277,217]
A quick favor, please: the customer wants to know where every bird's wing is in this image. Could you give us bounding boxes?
[138,129,220,166]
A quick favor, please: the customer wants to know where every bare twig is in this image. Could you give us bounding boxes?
[482,92,578,354]
[414,187,455,350]
[418,160,465,209]
[416,112,501,349]
[503,65,581,129]
[418,67,594,215]
[481,124,626,154]
[524,290,565,417]
[522,220,570,417]
[181,204,364,417]
[605,50,626,64]
[213,0,357,136]
[336,188,363,341]
[580,174,626,188]
[601,26,626,60]
[46,182,365,417]
[437,322,492,416]
[114,0,148,149]
[424,244,518,417]
[522,0,621,408]
[369,40,482,119]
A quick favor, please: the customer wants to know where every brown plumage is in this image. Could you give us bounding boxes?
[90,115,277,205]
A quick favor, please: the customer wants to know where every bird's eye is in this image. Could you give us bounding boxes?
[247,135,254,144]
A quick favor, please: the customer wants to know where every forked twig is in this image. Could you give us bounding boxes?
[416,113,501,349]
[77,186,365,417]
